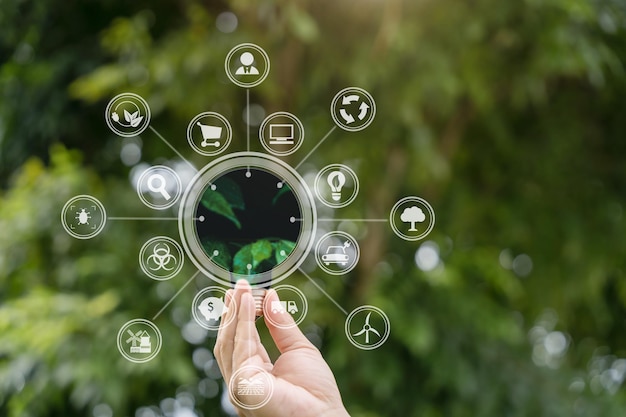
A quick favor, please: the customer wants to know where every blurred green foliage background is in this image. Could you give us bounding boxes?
[2,0,626,416]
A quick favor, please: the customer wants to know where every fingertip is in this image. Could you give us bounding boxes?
[235,279,251,290]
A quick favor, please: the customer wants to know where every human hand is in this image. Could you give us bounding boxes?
[214,280,350,417]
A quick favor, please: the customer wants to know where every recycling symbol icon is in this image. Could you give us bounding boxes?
[331,87,376,132]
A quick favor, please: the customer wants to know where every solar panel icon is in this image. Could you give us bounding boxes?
[269,124,294,145]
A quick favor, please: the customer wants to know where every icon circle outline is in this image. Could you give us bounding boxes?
[314,164,360,208]
[191,286,237,331]
[187,112,233,156]
[262,284,309,329]
[228,365,275,410]
[61,195,107,240]
[116,318,162,363]
[389,196,435,241]
[345,305,390,350]
[136,165,182,210]
[315,231,360,275]
[330,87,376,132]
[258,112,305,156]
[224,43,270,88]
[139,236,185,281]
[105,92,151,137]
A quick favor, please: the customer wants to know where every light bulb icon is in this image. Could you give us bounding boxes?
[327,171,346,201]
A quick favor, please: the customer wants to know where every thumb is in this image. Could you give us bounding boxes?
[263,289,314,354]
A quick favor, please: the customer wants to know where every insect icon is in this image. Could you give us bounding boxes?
[76,208,92,225]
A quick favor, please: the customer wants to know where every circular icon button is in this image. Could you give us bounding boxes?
[331,87,376,132]
[263,285,308,329]
[345,305,390,350]
[136,165,182,210]
[315,231,360,275]
[258,112,305,156]
[117,319,162,363]
[187,112,232,156]
[229,365,274,410]
[139,236,185,281]
[389,196,435,241]
[314,164,359,208]
[225,43,270,88]
[105,93,151,137]
[191,286,236,331]
[61,195,107,239]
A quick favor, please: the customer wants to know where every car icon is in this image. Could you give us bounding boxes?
[321,246,350,266]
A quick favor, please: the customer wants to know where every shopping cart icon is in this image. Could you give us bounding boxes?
[197,122,222,148]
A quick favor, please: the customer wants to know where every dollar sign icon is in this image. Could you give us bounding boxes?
[198,296,226,321]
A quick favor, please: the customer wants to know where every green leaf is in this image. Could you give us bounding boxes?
[273,240,296,265]
[271,184,292,205]
[201,239,231,270]
[251,240,273,264]
[214,176,245,210]
[233,240,274,274]
[200,188,241,229]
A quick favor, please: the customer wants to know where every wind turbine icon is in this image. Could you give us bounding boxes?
[352,312,381,344]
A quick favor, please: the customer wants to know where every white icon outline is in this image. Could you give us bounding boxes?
[228,365,274,410]
[315,231,360,275]
[105,92,151,137]
[61,195,107,240]
[191,286,237,331]
[314,164,359,208]
[389,196,435,241]
[262,284,308,329]
[345,305,390,350]
[225,43,270,88]
[136,165,182,210]
[330,87,376,132]
[139,236,185,281]
[186,112,233,156]
[259,112,305,156]
[116,319,162,363]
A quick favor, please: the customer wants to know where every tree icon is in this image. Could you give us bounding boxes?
[400,206,426,231]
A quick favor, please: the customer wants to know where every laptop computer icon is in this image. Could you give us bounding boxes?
[269,124,294,145]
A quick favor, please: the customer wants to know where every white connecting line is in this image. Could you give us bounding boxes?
[149,125,198,172]
[152,270,202,321]
[299,268,348,316]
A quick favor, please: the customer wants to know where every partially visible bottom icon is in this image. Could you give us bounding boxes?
[117,319,162,363]
[229,365,274,410]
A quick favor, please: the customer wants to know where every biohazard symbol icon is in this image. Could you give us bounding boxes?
[147,243,178,271]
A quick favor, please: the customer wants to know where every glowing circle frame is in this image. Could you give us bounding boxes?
[178,152,317,288]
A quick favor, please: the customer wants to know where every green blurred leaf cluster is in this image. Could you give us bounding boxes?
[199,177,295,274]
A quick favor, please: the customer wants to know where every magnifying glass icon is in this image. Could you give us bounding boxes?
[147,174,171,200]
